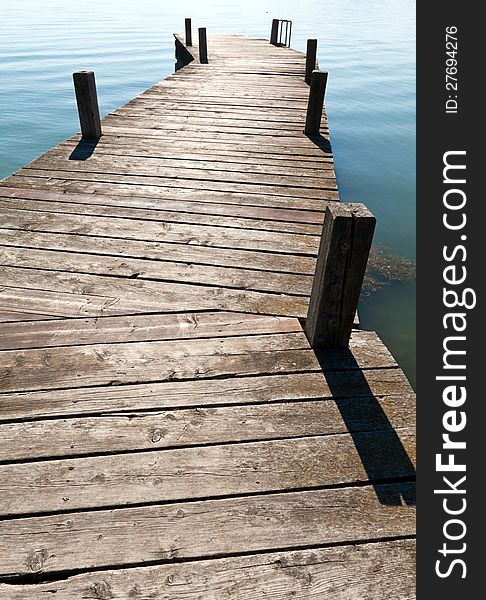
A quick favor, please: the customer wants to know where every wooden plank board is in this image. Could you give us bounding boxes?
[0,186,328,225]
[0,207,320,254]
[0,267,309,319]
[0,228,316,277]
[0,329,396,393]
[113,104,311,122]
[0,246,312,296]
[31,148,333,179]
[0,539,416,599]
[66,131,332,157]
[0,331,310,393]
[0,312,301,351]
[13,167,336,199]
[0,284,141,320]
[104,113,314,133]
[2,175,337,210]
[0,368,414,422]
[0,484,416,577]
[0,428,415,514]
[96,126,331,151]
[0,398,416,463]
[59,140,333,167]
[0,196,323,235]
[26,155,335,190]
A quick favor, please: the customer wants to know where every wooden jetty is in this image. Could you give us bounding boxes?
[0,21,416,598]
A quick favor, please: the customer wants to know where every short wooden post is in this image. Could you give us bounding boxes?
[72,71,102,140]
[305,203,376,349]
[270,19,279,45]
[185,18,192,46]
[304,70,328,135]
[198,27,208,63]
[305,39,318,84]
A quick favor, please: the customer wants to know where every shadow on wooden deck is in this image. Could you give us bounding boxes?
[68,139,99,161]
[318,349,416,507]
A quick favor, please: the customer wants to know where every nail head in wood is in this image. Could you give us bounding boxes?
[72,71,102,140]
[185,18,192,46]
[304,70,328,135]
[305,203,376,349]
[305,39,318,84]
[198,27,208,63]
[270,19,279,45]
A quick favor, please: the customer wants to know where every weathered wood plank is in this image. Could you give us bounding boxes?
[12,167,336,199]
[67,131,331,157]
[26,155,335,190]
[94,127,331,152]
[0,428,415,514]
[0,484,416,577]
[0,196,323,235]
[0,332,310,393]
[113,104,311,122]
[0,368,414,422]
[0,186,327,225]
[1,207,320,254]
[0,329,396,393]
[60,137,333,165]
[0,228,316,277]
[0,312,301,351]
[0,397,415,463]
[0,539,416,599]
[30,148,333,180]
[0,285,137,320]
[59,143,333,170]
[2,175,337,210]
[0,246,312,296]
[0,266,309,319]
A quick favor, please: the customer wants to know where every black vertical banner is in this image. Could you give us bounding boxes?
[417,4,481,598]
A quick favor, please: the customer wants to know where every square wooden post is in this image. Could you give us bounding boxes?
[270,19,279,45]
[198,27,208,63]
[305,203,376,348]
[72,71,101,140]
[185,18,192,46]
[305,39,318,84]
[304,70,328,135]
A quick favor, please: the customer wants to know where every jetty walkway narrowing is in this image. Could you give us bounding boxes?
[0,27,415,598]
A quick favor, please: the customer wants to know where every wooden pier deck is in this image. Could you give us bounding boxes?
[0,31,415,598]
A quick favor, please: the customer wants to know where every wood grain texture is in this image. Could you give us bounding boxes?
[0,397,416,463]
[0,329,396,393]
[0,484,416,577]
[305,203,376,348]
[0,368,414,422]
[0,266,309,318]
[0,311,302,351]
[0,540,416,599]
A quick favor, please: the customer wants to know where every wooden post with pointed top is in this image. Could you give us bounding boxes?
[72,71,101,140]
[305,203,376,349]
[304,70,328,135]
[270,19,279,45]
[198,27,208,63]
[305,39,318,84]
[185,18,192,46]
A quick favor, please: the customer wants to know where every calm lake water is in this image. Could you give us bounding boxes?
[0,0,416,385]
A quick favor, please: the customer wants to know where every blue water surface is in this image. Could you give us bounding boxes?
[0,0,416,385]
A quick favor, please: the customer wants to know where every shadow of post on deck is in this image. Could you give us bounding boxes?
[317,349,416,506]
[305,202,415,506]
